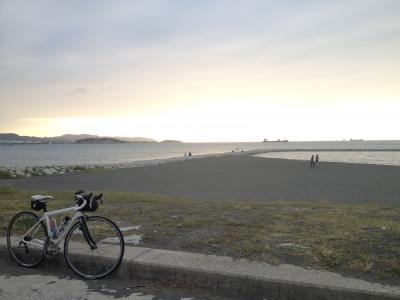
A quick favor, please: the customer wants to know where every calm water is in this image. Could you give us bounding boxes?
[255,151,400,167]
[1,140,400,168]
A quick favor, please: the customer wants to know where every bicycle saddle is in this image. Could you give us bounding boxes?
[31,195,53,202]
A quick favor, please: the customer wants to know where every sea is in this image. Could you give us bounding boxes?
[1,140,400,169]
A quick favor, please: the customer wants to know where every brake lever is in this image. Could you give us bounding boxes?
[99,194,103,205]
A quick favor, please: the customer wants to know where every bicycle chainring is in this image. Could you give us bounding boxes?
[43,237,60,259]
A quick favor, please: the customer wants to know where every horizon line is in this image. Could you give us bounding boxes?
[1,132,400,143]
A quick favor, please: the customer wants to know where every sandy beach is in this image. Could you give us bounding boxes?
[2,155,400,204]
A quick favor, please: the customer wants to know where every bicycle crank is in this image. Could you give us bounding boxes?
[43,237,60,259]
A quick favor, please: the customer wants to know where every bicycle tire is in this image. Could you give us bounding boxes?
[7,211,47,267]
[63,216,124,279]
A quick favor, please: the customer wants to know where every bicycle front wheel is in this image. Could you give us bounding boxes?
[64,216,124,279]
[7,211,47,267]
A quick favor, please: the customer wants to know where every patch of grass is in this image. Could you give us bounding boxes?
[0,186,17,195]
[1,189,400,285]
[314,245,343,268]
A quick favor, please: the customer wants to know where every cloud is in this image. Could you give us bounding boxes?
[1,1,399,139]
[65,88,87,97]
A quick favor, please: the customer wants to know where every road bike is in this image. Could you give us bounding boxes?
[6,190,125,279]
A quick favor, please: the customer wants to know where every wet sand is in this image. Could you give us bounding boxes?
[2,156,400,204]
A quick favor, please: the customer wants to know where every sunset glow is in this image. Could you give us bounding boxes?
[1,1,399,141]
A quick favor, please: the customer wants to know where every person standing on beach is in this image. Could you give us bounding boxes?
[315,154,319,167]
[310,155,315,168]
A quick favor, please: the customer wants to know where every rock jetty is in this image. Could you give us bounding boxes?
[0,149,269,179]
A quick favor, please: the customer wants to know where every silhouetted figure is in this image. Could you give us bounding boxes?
[188,152,192,158]
[315,154,319,167]
[310,155,315,168]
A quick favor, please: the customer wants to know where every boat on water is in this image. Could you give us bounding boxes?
[263,138,288,143]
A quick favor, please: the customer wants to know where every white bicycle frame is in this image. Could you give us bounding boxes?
[21,199,87,249]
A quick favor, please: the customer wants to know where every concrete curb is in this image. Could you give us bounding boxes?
[1,239,399,300]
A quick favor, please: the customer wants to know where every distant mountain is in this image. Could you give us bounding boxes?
[115,136,157,143]
[49,134,100,143]
[0,133,158,143]
[0,133,42,142]
[52,134,156,143]
[75,137,126,144]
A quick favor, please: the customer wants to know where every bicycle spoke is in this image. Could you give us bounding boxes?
[64,216,124,279]
[7,212,46,267]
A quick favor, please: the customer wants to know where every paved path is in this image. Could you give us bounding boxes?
[2,156,400,204]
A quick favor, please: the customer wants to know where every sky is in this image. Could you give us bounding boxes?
[0,0,399,142]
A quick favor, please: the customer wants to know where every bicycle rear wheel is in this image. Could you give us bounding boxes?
[64,216,124,279]
[7,211,47,267]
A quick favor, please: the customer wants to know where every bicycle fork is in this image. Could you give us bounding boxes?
[79,216,97,250]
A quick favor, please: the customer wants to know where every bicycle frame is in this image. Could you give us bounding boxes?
[21,199,87,249]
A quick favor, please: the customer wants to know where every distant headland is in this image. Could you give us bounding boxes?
[161,140,183,143]
[0,133,159,144]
